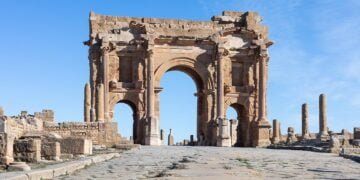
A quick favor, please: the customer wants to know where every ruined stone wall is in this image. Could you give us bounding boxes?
[1,117,43,138]
[44,122,122,146]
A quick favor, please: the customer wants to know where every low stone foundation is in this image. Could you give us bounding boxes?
[41,142,60,160]
[13,139,41,162]
[44,122,123,147]
[60,138,92,155]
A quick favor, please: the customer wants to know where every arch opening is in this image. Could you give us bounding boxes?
[113,100,138,143]
[226,103,248,147]
[158,65,204,145]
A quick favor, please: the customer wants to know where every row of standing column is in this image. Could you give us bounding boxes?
[84,47,110,123]
[272,94,329,143]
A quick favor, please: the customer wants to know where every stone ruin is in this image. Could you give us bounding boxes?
[0,109,96,168]
[1,10,359,172]
[84,11,273,147]
[270,94,360,154]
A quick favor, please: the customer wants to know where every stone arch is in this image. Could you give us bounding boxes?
[154,57,214,145]
[110,95,145,144]
[154,57,213,90]
[225,99,250,147]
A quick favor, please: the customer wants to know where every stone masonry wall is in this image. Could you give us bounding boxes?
[44,122,122,147]
[13,138,41,162]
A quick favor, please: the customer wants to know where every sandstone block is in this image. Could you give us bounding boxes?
[13,139,41,162]
[60,137,92,155]
[41,141,60,160]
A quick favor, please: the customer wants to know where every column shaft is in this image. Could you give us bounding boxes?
[102,49,110,121]
[302,103,310,139]
[147,51,154,118]
[216,48,230,147]
[319,94,328,135]
[258,57,268,122]
[272,119,280,143]
[84,83,91,122]
[96,83,104,121]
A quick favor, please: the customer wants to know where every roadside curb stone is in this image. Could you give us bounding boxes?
[0,153,120,180]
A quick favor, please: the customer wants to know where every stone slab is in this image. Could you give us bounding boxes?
[0,153,120,180]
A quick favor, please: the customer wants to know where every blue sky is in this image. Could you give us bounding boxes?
[0,0,359,143]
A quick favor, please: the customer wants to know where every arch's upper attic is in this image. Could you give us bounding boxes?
[84,11,273,147]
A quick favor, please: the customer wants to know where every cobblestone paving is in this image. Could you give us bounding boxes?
[56,146,360,180]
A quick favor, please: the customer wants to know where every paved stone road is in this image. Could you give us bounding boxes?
[57,146,360,179]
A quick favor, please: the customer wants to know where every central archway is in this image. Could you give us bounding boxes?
[159,71,197,144]
[155,58,209,145]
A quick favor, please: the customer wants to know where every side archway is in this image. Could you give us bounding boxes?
[225,102,250,147]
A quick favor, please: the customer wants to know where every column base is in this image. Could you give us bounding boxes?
[301,134,311,141]
[253,120,271,147]
[217,137,231,147]
[145,134,161,145]
[317,133,329,142]
[144,116,161,146]
[272,137,281,144]
[216,118,231,147]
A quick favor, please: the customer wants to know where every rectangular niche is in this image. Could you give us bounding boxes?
[119,56,133,83]
[231,61,244,86]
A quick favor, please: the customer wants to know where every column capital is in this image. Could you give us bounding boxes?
[217,47,229,58]
[101,42,114,54]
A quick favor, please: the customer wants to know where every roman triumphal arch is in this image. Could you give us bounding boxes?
[83,11,273,147]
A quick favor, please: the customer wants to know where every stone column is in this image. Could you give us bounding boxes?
[190,135,194,145]
[258,57,268,122]
[96,83,105,122]
[318,94,329,141]
[168,129,174,146]
[216,47,230,147]
[160,129,164,141]
[254,56,271,147]
[145,49,160,145]
[84,83,91,123]
[302,103,310,140]
[101,46,110,121]
[272,119,280,144]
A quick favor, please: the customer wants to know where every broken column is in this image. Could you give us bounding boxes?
[84,83,91,123]
[96,83,104,122]
[286,127,297,144]
[318,94,329,141]
[190,135,194,145]
[301,103,310,140]
[160,129,164,141]
[0,133,14,165]
[168,129,174,146]
[353,127,360,146]
[272,119,280,144]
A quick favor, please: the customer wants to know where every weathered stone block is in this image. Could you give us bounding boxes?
[41,142,60,160]
[13,139,41,162]
[60,138,92,155]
